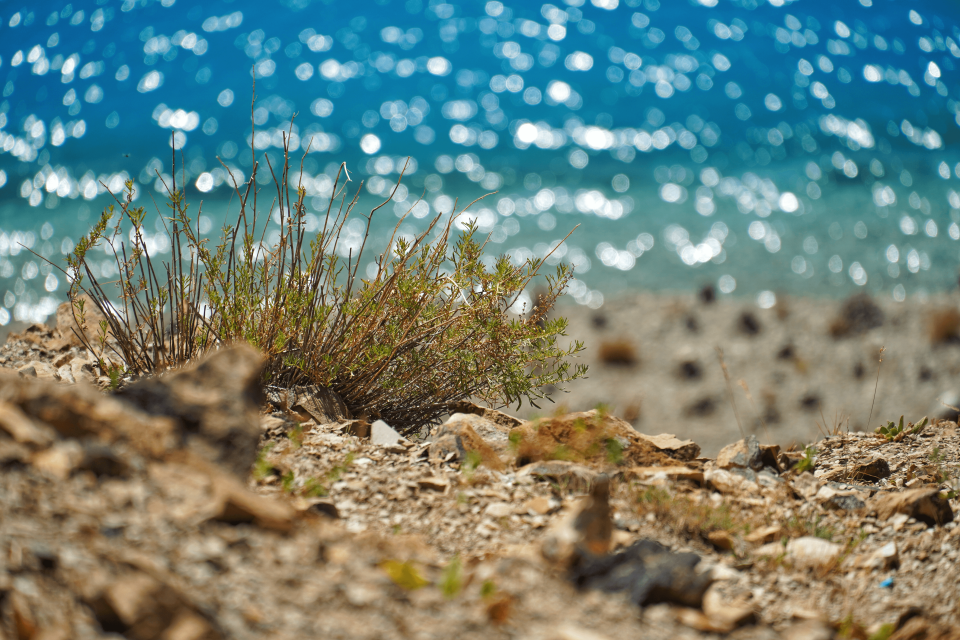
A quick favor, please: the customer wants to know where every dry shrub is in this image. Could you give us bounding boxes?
[509,409,679,468]
[56,84,586,435]
[597,339,638,366]
[829,293,884,338]
[928,308,960,344]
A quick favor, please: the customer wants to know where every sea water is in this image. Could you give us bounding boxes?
[0,0,959,325]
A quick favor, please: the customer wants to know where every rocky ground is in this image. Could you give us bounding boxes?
[1,304,960,640]
[544,290,960,457]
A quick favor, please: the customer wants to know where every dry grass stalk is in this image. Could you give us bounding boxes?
[715,347,745,440]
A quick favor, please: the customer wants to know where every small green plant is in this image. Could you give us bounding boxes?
[461,450,482,479]
[303,477,328,498]
[605,438,624,465]
[106,363,124,390]
[55,84,587,436]
[288,423,304,449]
[381,560,429,590]
[439,556,463,598]
[480,580,497,598]
[281,470,296,493]
[794,446,817,474]
[867,623,895,640]
[252,443,277,481]
[876,415,927,441]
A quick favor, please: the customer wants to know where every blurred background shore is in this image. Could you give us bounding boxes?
[518,288,960,456]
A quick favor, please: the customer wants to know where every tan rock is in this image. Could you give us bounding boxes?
[286,384,351,424]
[31,441,84,479]
[716,435,762,471]
[84,570,221,639]
[429,414,505,470]
[203,460,295,532]
[625,466,703,484]
[417,476,450,493]
[702,585,757,631]
[786,536,843,570]
[517,460,598,492]
[871,488,954,526]
[551,624,614,640]
[704,468,759,494]
[744,525,782,544]
[485,502,513,518]
[55,294,108,349]
[848,456,891,482]
[865,541,899,570]
[0,368,179,458]
[17,361,58,380]
[446,400,523,429]
[70,358,96,384]
[511,409,681,469]
[523,496,556,516]
[706,530,736,551]
[781,620,834,640]
[117,344,266,477]
[0,401,56,447]
[634,432,701,461]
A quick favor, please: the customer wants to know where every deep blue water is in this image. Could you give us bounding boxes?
[1,0,960,325]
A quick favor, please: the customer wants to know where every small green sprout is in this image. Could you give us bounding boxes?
[795,446,817,474]
[439,556,462,599]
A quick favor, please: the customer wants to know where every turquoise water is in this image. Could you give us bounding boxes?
[1,0,960,325]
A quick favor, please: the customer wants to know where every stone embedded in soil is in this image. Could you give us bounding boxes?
[517,460,598,492]
[864,541,900,571]
[872,488,954,526]
[781,620,835,640]
[510,409,681,470]
[283,384,351,424]
[848,457,892,482]
[446,400,524,429]
[716,435,762,471]
[569,539,713,608]
[704,468,759,494]
[817,485,867,511]
[625,466,704,485]
[417,476,450,493]
[523,496,557,516]
[429,413,506,470]
[204,460,296,532]
[706,530,737,551]
[369,419,406,447]
[17,361,58,380]
[744,526,782,544]
[785,537,843,570]
[634,433,701,461]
